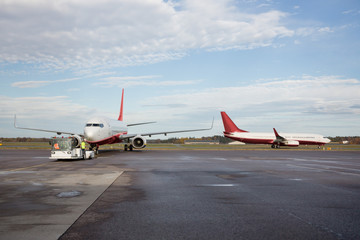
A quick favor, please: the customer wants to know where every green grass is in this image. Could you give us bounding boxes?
[0,142,51,149]
[1,142,360,151]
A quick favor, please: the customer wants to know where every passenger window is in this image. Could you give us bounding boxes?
[100,124,104,128]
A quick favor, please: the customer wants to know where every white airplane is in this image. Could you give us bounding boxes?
[14,89,213,153]
[220,111,330,148]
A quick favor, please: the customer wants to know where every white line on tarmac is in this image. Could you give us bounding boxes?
[287,164,360,177]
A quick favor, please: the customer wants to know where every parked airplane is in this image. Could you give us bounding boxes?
[14,89,213,153]
[220,111,330,148]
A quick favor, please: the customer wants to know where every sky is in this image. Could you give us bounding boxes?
[1,0,360,138]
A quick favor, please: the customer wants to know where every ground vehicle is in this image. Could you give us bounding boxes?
[49,136,94,160]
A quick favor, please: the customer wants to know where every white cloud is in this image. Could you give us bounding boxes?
[0,95,92,120]
[143,75,360,119]
[295,26,334,37]
[342,9,360,15]
[295,27,315,37]
[318,27,333,33]
[94,75,202,88]
[6,75,360,120]
[11,77,80,88]
[0,95,97,137]
[2,75,359,137]
[125,75,359,135]
[10,73,201,89]
[0,0,293,70]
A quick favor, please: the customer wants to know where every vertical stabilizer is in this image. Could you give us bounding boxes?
[273,128,280,137]
[118,89,124,121]
[220,112,247,133]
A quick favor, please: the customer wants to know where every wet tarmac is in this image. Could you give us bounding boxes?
[1,149,360,239]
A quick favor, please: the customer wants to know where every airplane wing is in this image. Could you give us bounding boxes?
[272,128,300,147]
[111,122,156,134]
[273,128,286,143]
[14,115,82,136]
[127,121,156,127]
[119,118,214,140]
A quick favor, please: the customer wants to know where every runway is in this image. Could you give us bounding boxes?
[1,150,359,239]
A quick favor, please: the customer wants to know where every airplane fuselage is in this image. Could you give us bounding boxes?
[220,111,331,148]
[84,117,127,144]
[224,131,330,146]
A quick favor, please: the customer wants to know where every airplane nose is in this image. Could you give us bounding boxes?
[84,128,95,141]
[325,138,331,143]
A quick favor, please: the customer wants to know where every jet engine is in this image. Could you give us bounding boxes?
[130,135,147,149]
[284,140,299,147]
[71,135,82,148]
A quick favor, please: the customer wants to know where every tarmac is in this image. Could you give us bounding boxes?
[0,149,359,240]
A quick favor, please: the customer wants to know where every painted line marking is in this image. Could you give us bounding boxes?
[7,163,49,172]
[198,184,238,187]
[287,164,360,177]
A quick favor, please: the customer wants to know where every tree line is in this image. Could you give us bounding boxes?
[327,136,360,144]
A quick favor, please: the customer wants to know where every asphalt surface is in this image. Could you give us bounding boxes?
[1,149,360,240]
[0,150,125,240]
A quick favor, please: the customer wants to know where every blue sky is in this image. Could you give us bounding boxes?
[1,0,359,138]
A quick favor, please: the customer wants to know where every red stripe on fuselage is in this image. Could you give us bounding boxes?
[224,134,326,146]
[224,134,274,144]
[86,132,127,146]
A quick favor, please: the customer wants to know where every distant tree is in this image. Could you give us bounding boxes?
[328,136,360,144]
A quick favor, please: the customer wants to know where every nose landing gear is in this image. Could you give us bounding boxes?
[90,144,99,155]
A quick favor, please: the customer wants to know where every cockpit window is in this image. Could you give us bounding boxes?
[85,123,104,128]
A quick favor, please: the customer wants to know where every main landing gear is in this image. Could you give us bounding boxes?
[124,144,133,151]
[271,144,280,149]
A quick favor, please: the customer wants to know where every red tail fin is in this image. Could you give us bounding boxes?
[118,89,124,121]
[220,112,247,133]
[273,128,280,137]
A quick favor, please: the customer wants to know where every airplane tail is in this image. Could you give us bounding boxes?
[273,128,280,137]
[118,89,156,126]
[118,89,124,121]
[220,112,247,133]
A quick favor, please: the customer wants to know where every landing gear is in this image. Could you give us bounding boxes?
[90,144,99,155]
[124,138,134,151]
[124,144,133,151]
[271,144,280,149]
